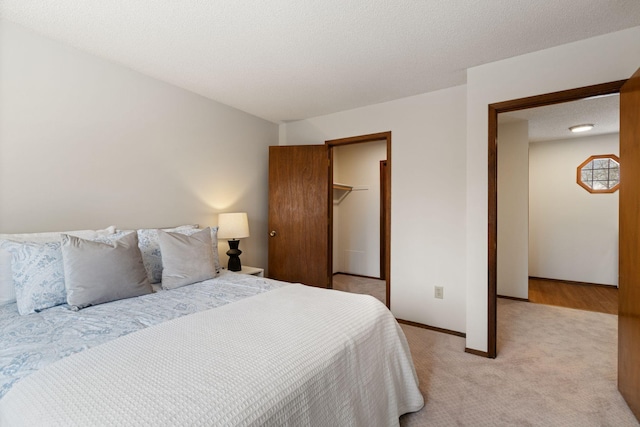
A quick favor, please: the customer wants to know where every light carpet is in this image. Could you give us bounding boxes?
[332,273,386,304]
[399,298,639,426]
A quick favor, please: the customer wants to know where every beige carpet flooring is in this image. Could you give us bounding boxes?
[332,273,385,304]
[399,299,639,426]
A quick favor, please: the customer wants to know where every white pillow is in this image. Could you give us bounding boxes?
[0,226,116,306]
[62,232,152,310]
[158,228,216,290]
[0,226,116,243]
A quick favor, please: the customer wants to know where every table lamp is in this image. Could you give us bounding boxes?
[217,212,250,271]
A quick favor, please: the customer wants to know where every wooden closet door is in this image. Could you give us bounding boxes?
[268,145,330,288]
[619,67,640,421]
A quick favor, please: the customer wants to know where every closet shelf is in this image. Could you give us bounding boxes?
[333,183,353,204]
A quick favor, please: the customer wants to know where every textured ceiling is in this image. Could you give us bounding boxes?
[500,94,620,142]
[1,1,639,123]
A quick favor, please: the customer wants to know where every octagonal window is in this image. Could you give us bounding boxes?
[577,154,620,193]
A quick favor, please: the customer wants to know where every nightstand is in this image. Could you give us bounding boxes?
[238,266,264,277]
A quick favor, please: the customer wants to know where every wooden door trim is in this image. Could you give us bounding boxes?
[619,68,640,420]
[326,131,392,308]
[487,80,625,359]
[380,160,388,281]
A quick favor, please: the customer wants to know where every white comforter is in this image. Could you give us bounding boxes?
[0,270,285,399]
[0,284,423,426]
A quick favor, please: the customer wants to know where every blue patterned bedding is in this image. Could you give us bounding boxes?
[0,271,288,400]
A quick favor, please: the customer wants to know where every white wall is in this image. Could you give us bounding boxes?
[466,26,640,352]
[529,133,619,286]
[497,120,529,299]
[333,141,387,277]
[282,85,468,334]
[0,20,278,270]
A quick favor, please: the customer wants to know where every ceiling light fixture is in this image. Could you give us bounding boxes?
[569,124,594,133]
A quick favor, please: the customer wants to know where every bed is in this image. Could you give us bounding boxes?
[0,225,423,426]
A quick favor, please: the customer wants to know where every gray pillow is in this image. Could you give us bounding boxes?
[136,224,200,284]
[158,227,216,290]
[61,232,152,310]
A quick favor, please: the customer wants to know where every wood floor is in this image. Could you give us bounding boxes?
[527,277,618,315]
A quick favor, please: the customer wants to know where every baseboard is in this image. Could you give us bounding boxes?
[398,319,495,358]
[396,319,466,338]
[497,294,529,302]
[465,347,492,358]
[529,276,618,288]
[333,272,383,280]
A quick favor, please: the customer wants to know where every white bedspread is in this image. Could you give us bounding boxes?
[0,284,423,426]
[0,270,285,399]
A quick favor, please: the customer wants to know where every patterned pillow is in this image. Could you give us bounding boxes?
[210,226,221,274]
[0,240,66,315]
[0,226,116,306]
[0,230,129,315]
[137,226,220,284]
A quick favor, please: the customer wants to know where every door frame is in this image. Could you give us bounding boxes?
[380,160,388,281]
[487,80,626,358]
[326,131,392,308]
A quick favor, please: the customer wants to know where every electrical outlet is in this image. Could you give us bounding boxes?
[434,286,444,299]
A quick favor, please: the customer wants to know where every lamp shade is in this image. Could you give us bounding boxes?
[217,212,250,239]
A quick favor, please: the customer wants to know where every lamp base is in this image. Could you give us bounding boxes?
[226,239,243,272]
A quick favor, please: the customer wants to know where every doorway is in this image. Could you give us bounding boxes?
[487,80,626,358]
[326,132,391,308]
[487,74,640,421]
[497,94,620,312]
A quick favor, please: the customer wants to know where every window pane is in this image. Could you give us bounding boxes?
[593,159,609,169]
[592,181,608,190]
[593,169,609,181]
[610,169,620,182]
